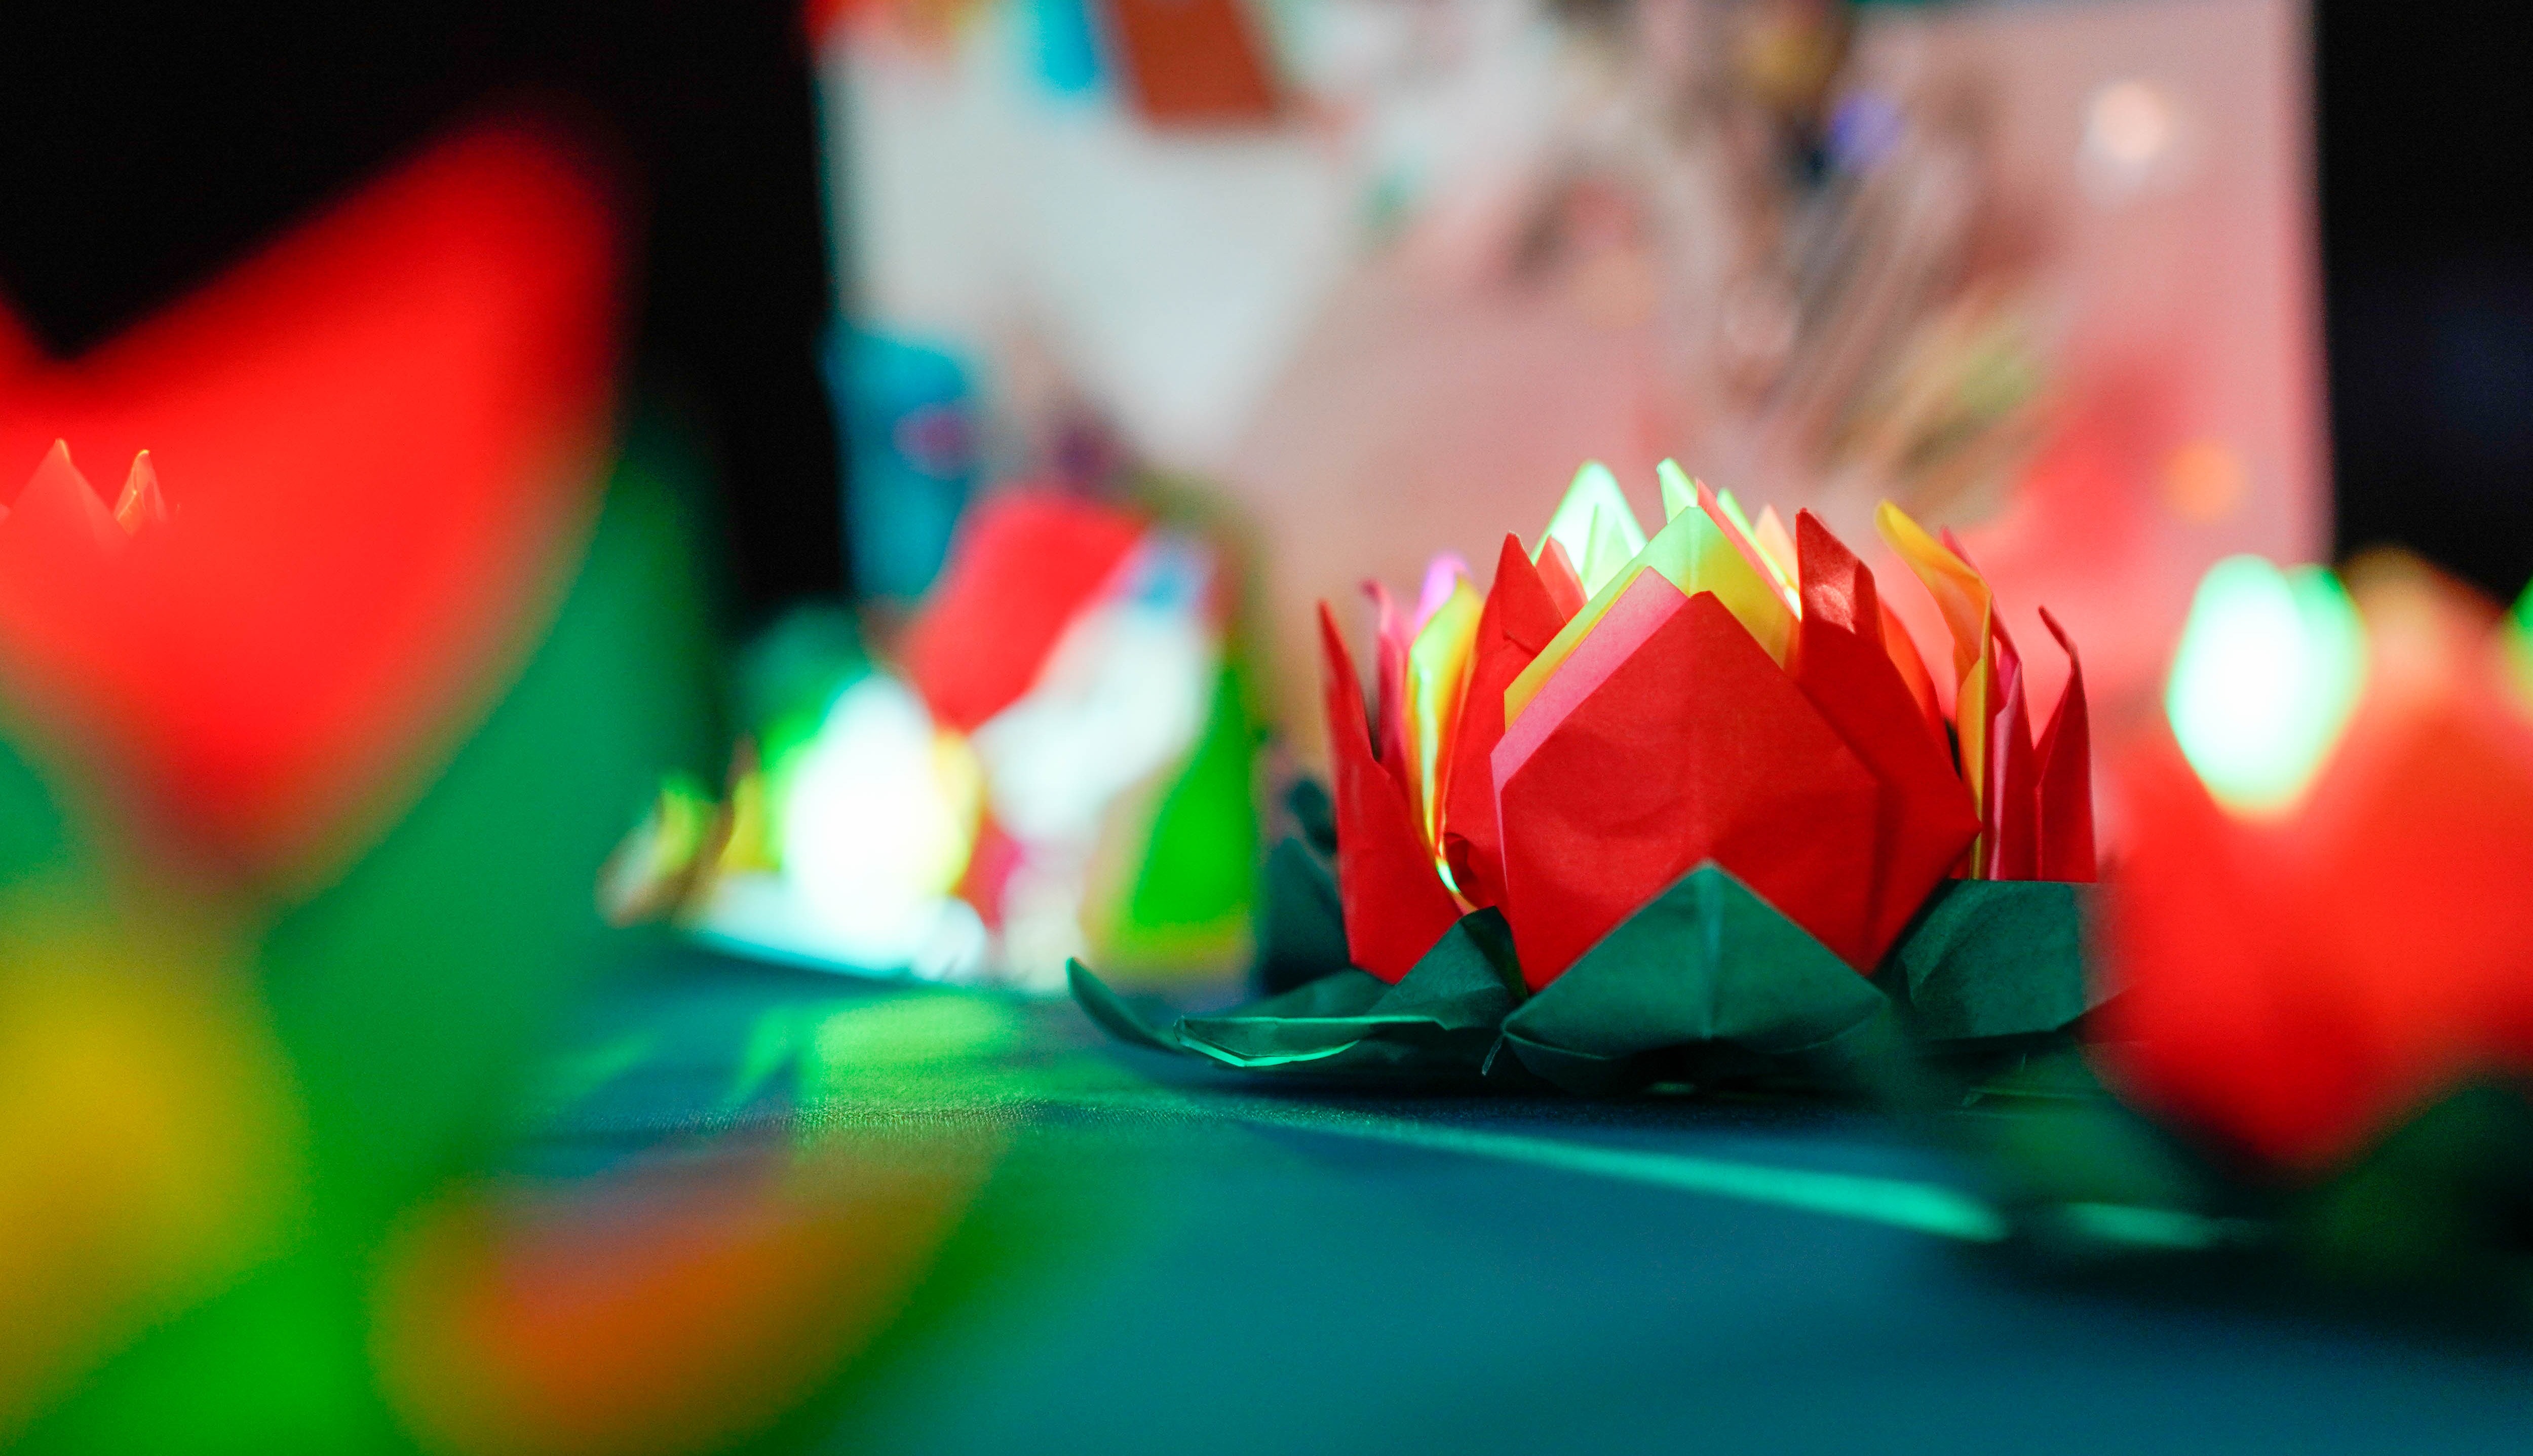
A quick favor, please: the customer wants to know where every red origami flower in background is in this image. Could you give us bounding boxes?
[2101,554,2533,1170]
[1317,461,2094,990]
[0,123,620,879]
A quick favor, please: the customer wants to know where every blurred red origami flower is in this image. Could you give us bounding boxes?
[2101,554,2533,1170]
[0,122,617,877]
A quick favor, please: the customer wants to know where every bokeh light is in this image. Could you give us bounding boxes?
[2166,554,2367,816]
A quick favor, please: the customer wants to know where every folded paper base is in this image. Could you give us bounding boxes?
[1495,865,1903,1094]
[1252,833,1350,995]
[1068,910,1523,1085]
[1074,854,2095,1097]
[1878,878,2096,1046]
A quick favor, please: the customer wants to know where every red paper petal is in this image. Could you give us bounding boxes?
[1534,536,1589,620]
[1984,654,2039,880]
[1493,579,1879,986]
[1791,513,1980,964]
[1362,579,1412,787]
[1878,597,1948,753]
[2101,731,2500,1170]
[1318,602,1464,981]
[1495,539,1574,657]
[2032,606,2095,881]
[1440,534,1570,908]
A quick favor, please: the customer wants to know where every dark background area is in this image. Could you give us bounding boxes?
[5,3,2533,607]
[2318,0,2533,601]
[0,0,848,622]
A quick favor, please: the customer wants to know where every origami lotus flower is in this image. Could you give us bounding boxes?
[1320,459,2093,990]
[1072,459,2096,1092]
[2099,553,2533,1170]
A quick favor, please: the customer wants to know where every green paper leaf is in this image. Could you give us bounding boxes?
[1070,908,1520,1082]
[1252,835,1349,994]
[1977,1059,2533,1324]
[1068,957,1262,1053]
[1499,863,1898,1094]
[1085,858,2095,1099]
[1883,878,2091,1045]
[1285,776,1336,856]
[1221,968,1395,1020]
[1977,1052,2219,1217]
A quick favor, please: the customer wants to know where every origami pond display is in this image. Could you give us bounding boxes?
[1076,461,2097,1093]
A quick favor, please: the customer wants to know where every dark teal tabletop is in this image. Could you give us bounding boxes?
[520,949,2533,1456]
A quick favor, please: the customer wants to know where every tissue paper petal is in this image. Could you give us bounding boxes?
[1493,581,1878,985]
[1318,603,1463,981]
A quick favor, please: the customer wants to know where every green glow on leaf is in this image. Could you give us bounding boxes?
[2166,555,2366,815]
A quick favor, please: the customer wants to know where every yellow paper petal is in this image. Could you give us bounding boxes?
[1659,488,1794,664]
[1955,656,1990,868]
[1507,468,1797,724]
[1539,461,1645,597]
[718,768,779,874]
[1874,502,1991,682]
[1875,501,1999,869]
[1677,467,1799,621]
[1404,580,1484,860]
[1502,567,1640,726]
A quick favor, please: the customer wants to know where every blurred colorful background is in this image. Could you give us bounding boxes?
[7,1,2533,1452]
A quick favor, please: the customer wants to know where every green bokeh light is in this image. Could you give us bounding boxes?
[2505,577,2533,699]
[2166,554,2367,816]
